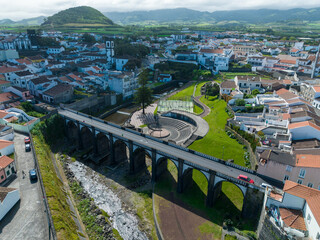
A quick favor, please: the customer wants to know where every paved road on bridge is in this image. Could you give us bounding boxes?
[60,109,266,187]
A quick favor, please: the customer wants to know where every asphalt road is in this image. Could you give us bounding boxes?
[60,109,266,187]
[0,133,49,240]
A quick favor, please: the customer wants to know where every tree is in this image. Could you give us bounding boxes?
[235,99,245,106]
[82,33,96,43]
[205,83,220,98]
[252,89,260,96]
[134,70,153,115]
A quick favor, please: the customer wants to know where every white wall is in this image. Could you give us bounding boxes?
[290,126,320,141]
[0,144,14,156]
[304,203,320,240]
[0,132,14,141]
[0,189,20,220]
[267,192,305,210]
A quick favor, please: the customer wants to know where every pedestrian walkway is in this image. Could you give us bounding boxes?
[194,95,211,118]
[130,104,157,128]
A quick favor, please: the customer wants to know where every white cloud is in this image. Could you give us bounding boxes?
[0,0,320,20]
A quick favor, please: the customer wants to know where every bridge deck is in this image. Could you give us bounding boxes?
[60,109,266,187]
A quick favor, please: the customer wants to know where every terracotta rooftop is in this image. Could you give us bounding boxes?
[221,80,236,89]
[288,121,320,132]
[284,181,320,226]
[0,187,17,202]
[0,66,20,74]
[296,155,320,168]
[279,208,307,231]
[0,155,14,169]
[200,48,224,54]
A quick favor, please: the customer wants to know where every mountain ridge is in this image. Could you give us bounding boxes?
[104,7,320,25]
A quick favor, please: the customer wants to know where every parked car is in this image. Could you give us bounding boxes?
[237,174,254,184]
[24,137,30,144]
[260,183,273,189]
[29,169,37,180]
[25,144,31,152]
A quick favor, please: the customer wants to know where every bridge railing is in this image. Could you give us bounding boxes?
[61,108,257,176]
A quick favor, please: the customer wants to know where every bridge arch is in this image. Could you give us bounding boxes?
[132,147,151,173]
[155,157,178,182]
[210,179,245,213]
[96,132,110,156]
[180,168,209,198]
[113,139,129,163]
[66,120,77,145]
[80,126,94,149]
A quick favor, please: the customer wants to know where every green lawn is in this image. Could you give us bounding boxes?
[189,96,245,165]
[167,83,196,101]
[193,104,203,114]
[195,81,209,97]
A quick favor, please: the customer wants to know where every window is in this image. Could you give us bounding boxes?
[1,175,3,179]
[6,170,10,176]
[297,179,303,184]
[308,183,314,188]
[299,169,306,178]
[307,214,311,224]
[286,165,292,172]
[284,175,289,181]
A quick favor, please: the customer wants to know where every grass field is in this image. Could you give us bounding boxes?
[32,134,79,240]
[189,96,245,165]
[167,83,196,101]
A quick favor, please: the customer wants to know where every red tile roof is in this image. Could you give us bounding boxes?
[279,208,307,231]
[288,121,320,131]
[284,181,320,226]
[0,155,14,169]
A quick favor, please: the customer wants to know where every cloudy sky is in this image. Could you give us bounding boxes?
[1,0,320,20]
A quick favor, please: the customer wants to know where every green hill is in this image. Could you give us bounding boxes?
[105,7,320,25]
[42,6,114,26]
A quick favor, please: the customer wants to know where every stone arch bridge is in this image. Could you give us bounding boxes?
[60,108,268,218]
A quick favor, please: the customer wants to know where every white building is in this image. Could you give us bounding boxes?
[0,140,14,156]
[46,47,65,54]
[267,181,320,240]
[107,71,138,99]
[0,187,20,221]
[288,121,320,141]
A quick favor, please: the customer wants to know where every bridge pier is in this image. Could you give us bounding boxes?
[151,149,156,183]
[177,160,193,193]
[241,187,264,219]
[206,170,217,207]
[92,127,98,156]
[76,121,83,150]
[109,133,114,164]
[129,140,134,174]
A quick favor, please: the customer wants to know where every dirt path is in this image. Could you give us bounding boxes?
[194,95,211,118]
[156,192,212,240]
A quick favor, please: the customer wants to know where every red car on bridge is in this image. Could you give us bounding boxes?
[237,174,254,184]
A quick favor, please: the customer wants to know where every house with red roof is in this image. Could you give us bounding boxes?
[0,187,20,221]
[288,121,320,141]
[0,155,16,182]
[266,181,320,239]
[0,140,14,156]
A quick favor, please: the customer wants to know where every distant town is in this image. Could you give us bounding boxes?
[0,5,320,240]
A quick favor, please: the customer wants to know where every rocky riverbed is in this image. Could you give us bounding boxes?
[67,161,148,240]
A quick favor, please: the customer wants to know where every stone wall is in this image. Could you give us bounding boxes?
[64,94,118,112]
[258,216,287,240]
